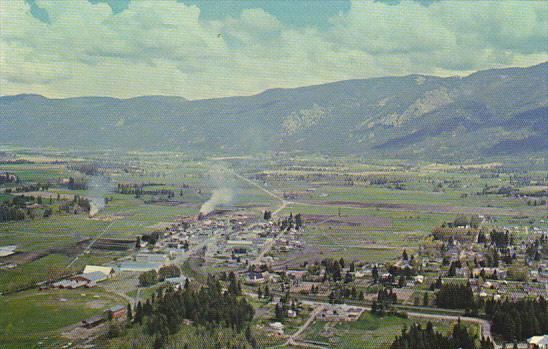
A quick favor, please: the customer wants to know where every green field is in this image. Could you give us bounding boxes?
[0,288,126,349]
[301,312,470,349]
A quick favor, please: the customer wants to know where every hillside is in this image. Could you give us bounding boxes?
[1,63,546,160]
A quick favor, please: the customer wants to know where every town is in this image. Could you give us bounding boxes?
[1,150,546,349]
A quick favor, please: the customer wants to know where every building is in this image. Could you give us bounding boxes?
[0,245,17,257]
[52,271,108,289]
[83,265,115,277]
[81,315,105,329]
[528,335,548,349]
[472,267,507,279]
[0,171,17,183]
[106,305,127,320]
[135,253,168,264]
[71,271,109,287]
[244,271,266,285]
[414,275,425,284]
[52,279,88,289]
[165,276,188,289]
[119,261,163,272]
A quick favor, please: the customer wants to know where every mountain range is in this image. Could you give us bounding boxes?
[1,62,547,160]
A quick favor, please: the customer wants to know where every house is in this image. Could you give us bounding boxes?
[106,305,127,320]
[165,276,188,289]
[528,335,548,349]
[0,171,17,183]
[244,271,266,285]
[83,265,115,278]
[52,279,88,289]
[287,309,297,318]
[52,271,108,289]
[292,282,318,294]
[472,267,507,279]
[71,271,109,287]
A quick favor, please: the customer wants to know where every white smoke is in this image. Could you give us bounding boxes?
[89,197,105,217]
[199,163,236,215]
[199,188,234,215]
[87,176,114,217]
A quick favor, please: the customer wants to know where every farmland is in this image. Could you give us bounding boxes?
[0,149,546,349]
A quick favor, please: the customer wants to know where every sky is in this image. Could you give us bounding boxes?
[1,0,547,100]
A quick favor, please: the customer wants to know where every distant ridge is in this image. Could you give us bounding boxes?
[1,62,546,160]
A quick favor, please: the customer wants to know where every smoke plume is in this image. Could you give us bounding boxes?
[199,164,236,215]
[200,188,234,215]
[87,176,114,217]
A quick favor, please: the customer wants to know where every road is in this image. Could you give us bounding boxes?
[225,169,292,265]
[267,304,327,349]
[66,219,118,268]
[405,311,493,343]
[219,169,504,347]
[261,294,501,349]
[226,168,291,215]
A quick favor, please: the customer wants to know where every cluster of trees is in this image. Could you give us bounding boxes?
[479,248,500,268]
[140,232,163,247]
[371,288,398,315]
[0,171,18,183]
[116,183,175,198]
[328,286,364,304]
[489,230,513,248]
[139,266,182,287]
[388,265,416,278]
[68,163,103,176]
[527,199,547,206]
[58,195,91,214]
[525,236,545,262]
[66,177,88,190]
[416,292,430,306]
[446,215,483,229]
[320,258,345,282]
[447,260,462,277]
[5,183,49,192]
[431,228,477,243]
[390,321,494,349]
[139,270,160,287]
[0,205,26,222]
[0,194,57,222]
[485,297,547,342]
[254,171,408,187]
[435,283,474,310]
[256,284,271,300]
[129,276,254,348]
[274,292,298,322]
[279,212,303,231]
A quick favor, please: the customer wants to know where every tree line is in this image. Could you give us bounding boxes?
[485,297,547,342]
[127,275,254,349]
[390,320,494,349]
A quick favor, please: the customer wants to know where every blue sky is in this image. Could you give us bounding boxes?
[1,0,547,99]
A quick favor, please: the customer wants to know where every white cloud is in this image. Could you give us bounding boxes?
[1,0,546,99]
